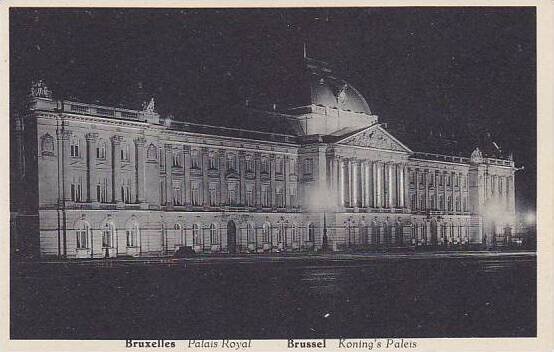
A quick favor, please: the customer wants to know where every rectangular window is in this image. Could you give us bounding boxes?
[304,158,313,175]
[261,185,270,207]
[289,186,297,206]
[276,189,284,208]
[173,186,182,206]
[209,184,218,206]
[276,158,284,174]
[76,230,88,249]
[172,152,182,168]
[191,151,200,169]
[289,158,297,175]
[209,155,217,170]
[227,183,238,206]
[191,183,200,206]
[227,154,237,171]
[246,186,254,207]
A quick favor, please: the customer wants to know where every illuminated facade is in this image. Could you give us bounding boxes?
[11,58,517,258]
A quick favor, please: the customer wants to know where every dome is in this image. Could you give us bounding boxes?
[307,58,372,115]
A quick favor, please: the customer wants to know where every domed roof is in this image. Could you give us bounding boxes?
[307,58,372,115]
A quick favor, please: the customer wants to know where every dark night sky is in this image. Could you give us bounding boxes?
[9,7,536,214]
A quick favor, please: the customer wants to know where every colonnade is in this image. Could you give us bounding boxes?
[328,157,408,209]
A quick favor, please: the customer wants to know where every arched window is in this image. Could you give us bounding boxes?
[277,223,285,243]
[192,224,201,245]
[307,223,315,242]
[102,221,115,248]
[96,139,107,159]
[126,220,139,247]
[40,133,54,155]
[175,223,185,246]
[246,223,255,243]
[395,221,403,245]
[262,222,271,243]
[75,220,90,249]
[291,224,299,242]
[210,224,218,244]
[147,143,157,161]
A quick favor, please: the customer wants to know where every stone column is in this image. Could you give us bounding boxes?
[255,153,261,208]
[201,147,209,206]
[360,160,367,208]
[270,154,276,208]
[111,135,123,204]
[424,169,429,211]
[134,136,146,204]
[443,171,448,211]
[284,155,289,208]
[219,150,227,205]
[339,158,345,207]
[388,163,395,208]
[239,152,246,205]
[367,161,374,209]
[184,145,191,206]
[61,130,73,202]
[352,159,358,208]
[164,144,173,207]
[85,132,98,203]
[403,165,409,209]
[373,162,379,207]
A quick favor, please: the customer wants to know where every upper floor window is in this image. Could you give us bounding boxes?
[121,179,132,203]
[439,175,444,186]
[173,184,182,206]
[71,176,83,202]
[275,187,284,208]
[276,157,284,174]
[191,150,201,169]
[208,153,218,170]
[227,154,237,171]
[246,156,254,172]
[40,133,55,155]
[208,183,218,206]
[289,184,297,206]
[454,174,459,187]
[172,152,182,168]
[261,184,270,207]
[147,143,157,161]
[70,136,81,157]
[447,174,451,186]
[227,182,238,206]
[289,158,297,175]
[191,182,201,206]
[304,158,313,175]
[120,142,130,162]
[96,139,107,159]
[246,185,254,207]
[409,171,415,185]
[261,157,270,174]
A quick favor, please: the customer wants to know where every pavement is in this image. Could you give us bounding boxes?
[25,250,536,267]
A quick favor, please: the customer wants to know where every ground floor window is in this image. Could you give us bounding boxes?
[193,224,201,245]
[210,224,219,244]
[307,223,315,242]
[126,222,139,247]
[75,221,90,249]
[102,222,115,248]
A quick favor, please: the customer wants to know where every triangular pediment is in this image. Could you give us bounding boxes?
[336,124,412,153]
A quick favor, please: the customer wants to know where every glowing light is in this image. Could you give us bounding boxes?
[525,212,536,224]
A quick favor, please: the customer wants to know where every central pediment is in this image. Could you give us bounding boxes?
[336,124,412,153]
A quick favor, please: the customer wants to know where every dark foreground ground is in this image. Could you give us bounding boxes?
[11,252,536,339]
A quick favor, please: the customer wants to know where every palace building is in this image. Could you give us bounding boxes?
[11,57,517,258]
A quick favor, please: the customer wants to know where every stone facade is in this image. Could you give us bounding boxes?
[11,68,517,259]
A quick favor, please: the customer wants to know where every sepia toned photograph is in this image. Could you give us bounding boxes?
[9,6,537,342]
